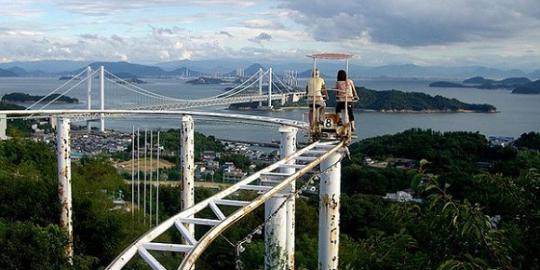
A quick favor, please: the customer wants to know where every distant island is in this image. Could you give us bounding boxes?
[186,77,229,85]
[230,87,496,113]
[429,76,531,90]
[1,92,79,104]
[349,88,496,112]
[116,78,147,84]
[59,75,80,80]
[512,80,540,94]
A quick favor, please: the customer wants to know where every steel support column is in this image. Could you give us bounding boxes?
[86,66,92,132]
[264,193,287,270]
[180,115,195,237]
[280,126,297,269]
[318,151,343,270]
[99,66,105,132]
[264,125,294,270]
[56,117,73,260]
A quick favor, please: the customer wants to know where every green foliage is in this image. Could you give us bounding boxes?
[338,129,540,269]
[515,131,540,150]
[0,102,37,137]
[0,220,71,269]
[1,128,539,269]
[219,153,252,171]
[0,139,147,268]
[157,129,223,164]
[343,164,411,195]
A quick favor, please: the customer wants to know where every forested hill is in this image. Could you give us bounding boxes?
[1,92,79,104]
[1,129,538,269]
[340,129,540,269]
[325,87,496,112]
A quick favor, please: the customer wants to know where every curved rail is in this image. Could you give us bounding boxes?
[106,140,343,270]
[0,109,308,130]
[0,109,344,269]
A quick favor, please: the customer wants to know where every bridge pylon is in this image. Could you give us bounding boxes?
[86,66,92,132]
[100,66,105,132]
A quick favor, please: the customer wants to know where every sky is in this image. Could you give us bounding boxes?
[1,0,540,69]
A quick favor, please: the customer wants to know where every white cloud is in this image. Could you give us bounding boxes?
[280,0,540,47]
[248,32,272,45]
[53,0,259,15]
[241,19,284,30]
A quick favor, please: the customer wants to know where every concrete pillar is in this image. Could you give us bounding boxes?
[280,126,297,269]
[99,66,105,132]
[318,151,343,270]
[264,125,295,270]
[49,116,57,130]
[268,67,273,108]
[56,117,73,261]
[264,193,287,270]
[0,114,7,140]
[180,116,195,236]
[86,66,92,132]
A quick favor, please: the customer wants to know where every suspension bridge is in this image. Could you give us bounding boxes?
[19,66,304,132]
[0,65,348,270]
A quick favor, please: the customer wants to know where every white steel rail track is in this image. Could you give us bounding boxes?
[106,140,343,270]
[0,109,345,270]
[0,110,308,130]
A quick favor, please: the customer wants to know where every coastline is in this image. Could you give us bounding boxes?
[232,106,498,113]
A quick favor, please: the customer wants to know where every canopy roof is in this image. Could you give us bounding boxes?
[307,53,353,60]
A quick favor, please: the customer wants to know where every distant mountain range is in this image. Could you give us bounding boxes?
[429,76,540,94]
[429,76,533,89]
[0,68,18,77]
[0,60,539,79]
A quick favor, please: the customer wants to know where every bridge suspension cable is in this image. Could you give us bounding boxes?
[36,69,99,111]
[213,69,269,99]
[25,69,88,110]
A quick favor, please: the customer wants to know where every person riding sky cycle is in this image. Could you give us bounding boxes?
[305,68,328,130]
[335,69,358,132]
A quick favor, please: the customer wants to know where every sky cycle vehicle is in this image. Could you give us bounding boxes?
[306,53,355,145]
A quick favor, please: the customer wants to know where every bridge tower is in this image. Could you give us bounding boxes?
[258,68,263,108]
[268,67,273,109]
[86,66,92,132]
[99,66,105,132]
